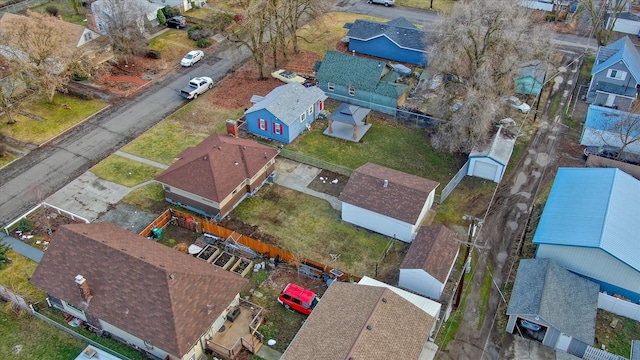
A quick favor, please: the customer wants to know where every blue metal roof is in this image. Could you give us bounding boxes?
[533,168,640,271]
[584,104,640,137]
[592,36,640,84]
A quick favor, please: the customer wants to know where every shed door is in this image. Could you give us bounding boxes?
[556,333,572,351]
[472,160,499,181]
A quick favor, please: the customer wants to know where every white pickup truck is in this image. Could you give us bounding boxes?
[180,76,213,100]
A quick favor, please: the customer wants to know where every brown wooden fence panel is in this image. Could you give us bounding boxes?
[158,208,360,281]
[139,209,171,237]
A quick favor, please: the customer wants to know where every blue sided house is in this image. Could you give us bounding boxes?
[533,167,640,303]
[580,104,640,154]
[344,17,427,66]
[314,51,409,115]
[244,82,327,144]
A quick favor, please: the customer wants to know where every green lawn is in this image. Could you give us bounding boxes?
[0,95,107,145]
[90,155,164,187]
[398,0,455,12]
[287,118,463,184]
[120,104,242,165]
[232,184,401,277]
[121,182,167,214]
[0,151,16,169]
[30,0,87,25]
[148,30,200,64]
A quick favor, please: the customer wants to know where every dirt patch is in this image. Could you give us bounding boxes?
[92,55,175,97]
[306,169,349,198]
[9,206,86,250]
[218,217,280,246]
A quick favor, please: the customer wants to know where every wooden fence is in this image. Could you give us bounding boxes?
[142,208,359,282]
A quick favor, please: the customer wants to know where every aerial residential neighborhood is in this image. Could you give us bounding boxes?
[0,1,639,360]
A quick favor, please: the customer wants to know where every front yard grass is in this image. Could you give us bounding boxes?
[288,118,463,184]
[120,103,242,165]
[296,12,385,55]
[90,155,163,187]
[595,309,640,358]
[398,0,456,12]
[0,94,107,145]
[121,182,166,214]
[30,0,87,25]
[0,151,16,169]
[148,30,202,64]
[232,184,402,277]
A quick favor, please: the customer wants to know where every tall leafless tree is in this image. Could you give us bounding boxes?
[426,0,554,153]
[0,12,91,104]
[578,0,629,46]
[227,0,271,79]
[94,0,147,64]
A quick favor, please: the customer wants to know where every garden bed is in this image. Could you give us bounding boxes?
[196,245,220,263]
[213,251,236,270]
[7,205,87,251]
[230,257,253,278]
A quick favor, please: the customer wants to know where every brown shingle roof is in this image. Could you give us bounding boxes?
[400,225,460,283]
[0,12,93,49]
[29,223,248,358]
[155,133,279,202]
[281,282,433,360]
[339,163,439,224]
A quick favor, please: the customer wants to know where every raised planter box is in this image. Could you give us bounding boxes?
[213,251,236,270]
[230,257,254,278]
[197,245,220,264]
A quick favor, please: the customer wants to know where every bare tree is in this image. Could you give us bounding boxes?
[0,12,90,104]
[426,0,554,153]
[0,73,22,125]
[578,0,629,46]
[227,0,271,79]
[94,0,147,64]
[599,103,640,156]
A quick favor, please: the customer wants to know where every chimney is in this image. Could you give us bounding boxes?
[383,179,388,188]
[226,120,239,138]
[75,275,92,302]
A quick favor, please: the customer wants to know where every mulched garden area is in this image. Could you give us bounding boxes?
[9,207,86,251]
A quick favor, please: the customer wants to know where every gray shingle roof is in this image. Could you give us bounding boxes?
[346,17,426,52]
[329,103,370,125]
[245,83,327,126]
[315,51,409,98]
[280,282,433,360]
[506,258,599,344]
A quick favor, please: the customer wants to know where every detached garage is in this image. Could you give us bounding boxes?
[467,125,516,183]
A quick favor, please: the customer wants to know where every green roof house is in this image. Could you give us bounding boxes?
[314,51,409,115]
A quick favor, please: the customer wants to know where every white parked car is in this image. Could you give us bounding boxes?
[181,50,204,67]
[271,69,306,84]
[504,96,531,113]
[368,0,395,6]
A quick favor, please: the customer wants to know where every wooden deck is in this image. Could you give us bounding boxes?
[206,302,264,359]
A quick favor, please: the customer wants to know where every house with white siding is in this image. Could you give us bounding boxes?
[339,163,439,243]
[533,167,640,303]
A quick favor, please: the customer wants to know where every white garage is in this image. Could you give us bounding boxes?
[467,124,516,183]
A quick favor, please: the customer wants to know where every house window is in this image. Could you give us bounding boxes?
[327,82,335,91]
[307,105,313,115]
[319,100,324,111]
[258,118,267,131]
[300,112,306,123]
[607,69,627,81]
[84,32,92,41]
[348,85,356,96]
[163,185,171,192]
[274,123,283,135]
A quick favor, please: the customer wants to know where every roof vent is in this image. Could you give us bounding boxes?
[366,325,372,330]
[169,274,175,280]
[264,152,267,158]
[383,179,388,188]
[202,155,208,160]
[381,298,387,303]
[218,146,222,150]
[234,161,238,166]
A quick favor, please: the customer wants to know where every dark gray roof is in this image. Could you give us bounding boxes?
[346,17,426,52]
[506,258,599,344]
[245,83,327,125]
[329,103,370,126]
[517,60,547,82]
[315,51,408,98]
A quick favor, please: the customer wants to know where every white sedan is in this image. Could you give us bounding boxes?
[271,69,306,84]
[504,96,531,113]
[181,50,204,67]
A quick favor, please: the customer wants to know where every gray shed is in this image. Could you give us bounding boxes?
[506,259,599,357]
[467,124,516,183]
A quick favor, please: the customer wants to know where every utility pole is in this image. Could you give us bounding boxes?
[453,216,478,309]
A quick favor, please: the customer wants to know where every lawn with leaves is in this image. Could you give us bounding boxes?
[120,103,242,165]
[232,184,401,276]
[0,95,107,145]
[30,0,87,25]
[398,0,455,12]
[148,30,201,64]
[0,151,16,169]
[287,118,464,184]
[90,155,163,187]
